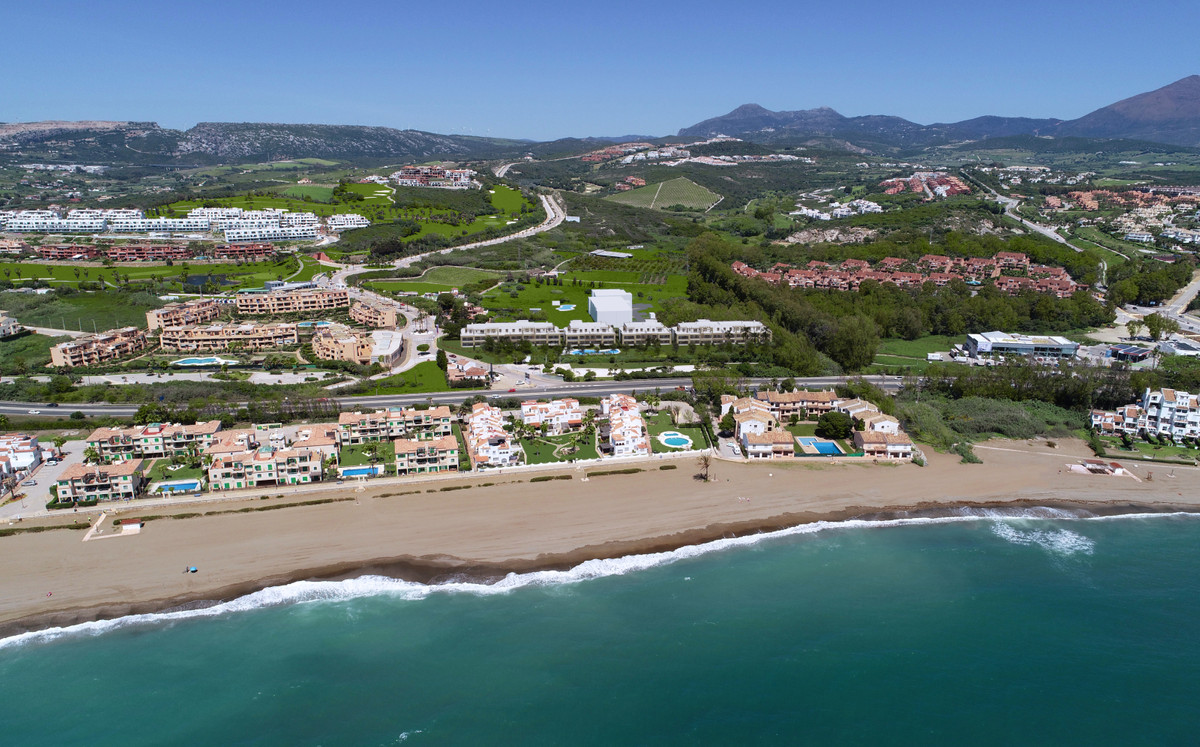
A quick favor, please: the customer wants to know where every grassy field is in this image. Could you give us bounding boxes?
[1073,226,1150,257]
[0,257,300,291]
[146,459,205,484]
[360,361,478,395]
[1098,434,1200,464]
[288,255,324,282]
[876,335,958,359]
[365,266,503,295]
[0,332,71,370]
[0,290,164,331]
[607,178,722,211]
[281,185,335,201]
[481,274,688,326]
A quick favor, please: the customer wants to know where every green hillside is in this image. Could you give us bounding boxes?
[606,177,722,211]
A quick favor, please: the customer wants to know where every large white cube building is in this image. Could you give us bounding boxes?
[588,289,634,325]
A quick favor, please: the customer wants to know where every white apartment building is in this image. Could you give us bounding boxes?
[0,433,43,475]
[464,403,522,468]
[109,217,212,233]
[6,217,105,232]
[618,318,673,346]
[601,394,649,458]
[672,319,771,346]
[521,398,583,435]
[224,225,318,242]
[1095,388,1200,439]
[0,314,22,338]
[326,214,370,231]
[460,320,563,348]
[563,320,618,348]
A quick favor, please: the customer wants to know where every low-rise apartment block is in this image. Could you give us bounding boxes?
[852,431,915,460]
[336,407,454,445]
[208,447,323,491]
[213,243,276,261]
[104,244,192,262]
[464,403,522,468]
[0,433,43,475]
[394,436,459,476]
[672,319,771,346]
[350,299,399,328]
[0,314,22,338]
[56,460,145,502]
[563,320,619,348]
[618,319,673,346]
[146,298,220,331]
[50,327,147,368]
[235,287,349,315]
[459,317,771,348]
[34,244,99,260]
[755,389,838,419]
[312,326,403,367]
[159,322,299,352]
[1091,388,1200,439]
[460,320,563,348]
[521,398,583,434]
[86,421,222,462]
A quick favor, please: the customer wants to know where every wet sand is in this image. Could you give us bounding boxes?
[2,439,1197,636]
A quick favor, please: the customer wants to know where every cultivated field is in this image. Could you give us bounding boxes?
[607,178,722,211]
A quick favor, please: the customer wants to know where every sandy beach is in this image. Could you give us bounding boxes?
[2,438,1198,636]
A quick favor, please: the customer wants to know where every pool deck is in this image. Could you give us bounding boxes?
[795,437,844,456]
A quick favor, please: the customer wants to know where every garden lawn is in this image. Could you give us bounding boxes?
[875,335,958,360]
[363,361,481,395]
[519,431,598,464]
[482,274,687,326]
[645,410,708,453]
[146,459,205,483]
[1099,434,1200,464]
[339,441,396,467]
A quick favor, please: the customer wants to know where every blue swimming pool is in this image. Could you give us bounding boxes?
[797,437,842,455]
[340,465,384,477]
[158,480,201,493]
[172,357,238,367]
[297,321,333,328]
[557,304,576,311]
[658,431,693,449]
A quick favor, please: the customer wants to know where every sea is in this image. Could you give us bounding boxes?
[2,509,1198,745]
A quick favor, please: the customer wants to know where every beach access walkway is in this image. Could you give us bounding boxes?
[82,512,141,542]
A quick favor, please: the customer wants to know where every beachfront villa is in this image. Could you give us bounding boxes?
[744,431,797,459]
[0,433,44,476]
[464,403,522,469]
[394,436,459,476]
[86,421,223,463]
[207,447,324,491]
[521,398,583,435]
[852,431,915,460]
[755,389,838,419]
[56,460,145,502]
[601,394,650,458]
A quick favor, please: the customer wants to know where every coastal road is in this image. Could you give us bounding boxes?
[0,375,903,417]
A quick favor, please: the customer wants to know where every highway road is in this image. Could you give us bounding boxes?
[0,375,903,418]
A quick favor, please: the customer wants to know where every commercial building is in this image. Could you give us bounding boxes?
[312,326,404,367]
[394,436,459,476]
[464,403,522,468]
[964,331,1079,359]
[56,460,145,502]
[158,322,299,352]
[146,299,220,331]
[588,289,634,326]
[336,407,454,445]
[86,421,223,463]
[50,327,147,368]
[350,299,399,328]
[208,447,324,491]
[235,288,349,315]
[521,398,583,434]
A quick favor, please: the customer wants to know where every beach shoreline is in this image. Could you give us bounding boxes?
[3,438,1198,639]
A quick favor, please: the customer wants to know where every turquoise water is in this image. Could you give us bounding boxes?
[2,512,1198,744]
[797,436,842,454]
[172,356,237,366]
[156,479,200,493]
[659,431,693,448]
[340,465,384,477]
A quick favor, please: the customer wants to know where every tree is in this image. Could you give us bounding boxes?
[696,452,712,482]
[719,412,736,435]
[1144,312,1180,342]
[816,411,853,440]
[824,315,880,373]
[435,348,448,371]
[1126,319,1144,340]
[83,446,101,464]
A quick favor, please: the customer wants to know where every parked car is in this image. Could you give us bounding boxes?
[22,480,36,486]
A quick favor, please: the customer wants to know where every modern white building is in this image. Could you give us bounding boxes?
[460,320,563,348]
[521,398,583,435]
[224,225,319,243]
[588,289,634,325]
[326,214,370,231]
[601,394,649,457]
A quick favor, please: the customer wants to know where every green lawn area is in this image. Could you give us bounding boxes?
[488,185,525,213]
[288,255,323,282]
[645,410,708,453]
[481,274,688,326]
[785,423,819,438]
[281,185,335,201]
[145,459,205,483]
[519,430,598,464]
[0,332,71,370]
[339,441,396,467]
[876,335,958,359]
[363,361,484,395]
[0,257,300,291]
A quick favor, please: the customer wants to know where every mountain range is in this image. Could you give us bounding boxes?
[2,76,1199,165]
[678,75,1200,148]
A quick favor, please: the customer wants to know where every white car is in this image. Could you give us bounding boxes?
[26,410,41,415]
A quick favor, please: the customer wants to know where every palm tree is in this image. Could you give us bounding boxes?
[83,446,101,464]
[696,452,712,482]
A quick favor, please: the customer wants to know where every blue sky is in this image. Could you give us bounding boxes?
[6,1,1197,140]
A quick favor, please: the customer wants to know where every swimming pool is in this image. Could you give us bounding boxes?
[797,437,842,455]
[156,479,201,493]
[173,357,238,366]
[557,304,576,311]
[339,465,385,478]
[296,321,333,328]
[657,431,693,449]
[566,348,621,356]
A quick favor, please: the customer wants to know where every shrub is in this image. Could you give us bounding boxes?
[952,442,982,464]
[659,464,677,470]
[586,468,643,477]
[530,474,572,483]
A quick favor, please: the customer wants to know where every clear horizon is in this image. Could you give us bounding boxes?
[5,0,1197,140]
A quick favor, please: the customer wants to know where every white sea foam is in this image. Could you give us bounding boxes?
[2,509,1194,650]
